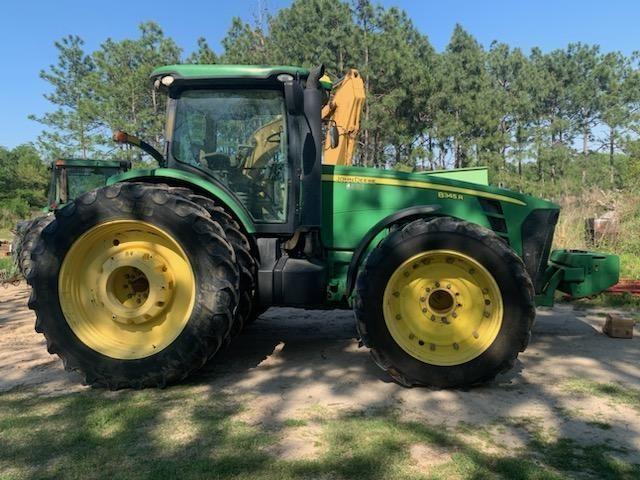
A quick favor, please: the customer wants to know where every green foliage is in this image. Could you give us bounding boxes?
[30,0,640,179]
[29,35,102,159]
[90,22,181,165]
[0,145,48,232]
[186,37,218,64]
[31,23,182,166]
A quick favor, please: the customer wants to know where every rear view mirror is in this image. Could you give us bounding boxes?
[329,123,339,149]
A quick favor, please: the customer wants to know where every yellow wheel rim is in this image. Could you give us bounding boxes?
[58,220,196,360]
[383,250,503,366]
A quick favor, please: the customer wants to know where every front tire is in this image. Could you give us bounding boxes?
[354,217,535,388]
[27,183,239,389]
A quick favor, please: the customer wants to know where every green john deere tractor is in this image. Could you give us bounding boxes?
[26,65,620,389]
[13,158,129,277]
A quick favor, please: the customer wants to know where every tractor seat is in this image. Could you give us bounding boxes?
[203,152,231,170]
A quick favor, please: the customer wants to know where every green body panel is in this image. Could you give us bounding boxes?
[320,165,558,299]
[108,168,256,234]
[151,64,310,81]
[416,166,489,186]
[535,250,620,306]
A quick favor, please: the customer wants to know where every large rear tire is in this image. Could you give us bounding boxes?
[354,217,535,388]
[186,194,258,337]
[27,183,239,389]
[14,215,53,278]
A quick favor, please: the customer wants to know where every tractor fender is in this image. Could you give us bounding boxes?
[107,168,256,234]
[345,205,441,295]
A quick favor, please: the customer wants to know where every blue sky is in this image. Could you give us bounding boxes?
[1,0,638,149]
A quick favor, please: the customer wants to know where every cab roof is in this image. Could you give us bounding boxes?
[151,64,310,81]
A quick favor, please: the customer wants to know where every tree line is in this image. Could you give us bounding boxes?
[13,0,640,211]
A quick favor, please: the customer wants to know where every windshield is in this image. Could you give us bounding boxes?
[172,89,289,223]
[66,167,121,200]
[49,166,121,206]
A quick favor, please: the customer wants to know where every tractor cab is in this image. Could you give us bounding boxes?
[149,64,328,235]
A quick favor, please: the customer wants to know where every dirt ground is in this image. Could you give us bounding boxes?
[1,283,639,463]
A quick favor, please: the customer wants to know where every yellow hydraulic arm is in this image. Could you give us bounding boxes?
[321,69,365,166]
[240,68,365,168]
[241,117,283,178]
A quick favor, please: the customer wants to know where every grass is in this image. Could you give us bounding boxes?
[571,292,640,312]
[618,252,640,279]
[563,379,640,412]
[0,256,13,272]
[0,388,638,480]
[0,256,19,283]
[554,190,640,280]
[0,227,13,241]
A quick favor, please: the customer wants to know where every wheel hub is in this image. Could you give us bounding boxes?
[97,250,174,325]
[383,250,503,366]
[420,284,460,324]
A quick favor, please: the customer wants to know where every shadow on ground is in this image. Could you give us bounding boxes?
[1,284,639,479]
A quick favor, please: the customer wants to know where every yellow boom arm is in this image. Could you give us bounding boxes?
[321,69,365,166]
[241,69,366,168]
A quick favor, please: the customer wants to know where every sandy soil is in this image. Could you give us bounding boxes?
[1,283,639,461]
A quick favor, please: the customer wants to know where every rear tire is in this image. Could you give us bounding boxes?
[186,194,258,337]
[27,183,239,389]
[354,216,535,388]
[14,215,53,278]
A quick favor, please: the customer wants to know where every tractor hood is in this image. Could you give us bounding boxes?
[322,164,559,211]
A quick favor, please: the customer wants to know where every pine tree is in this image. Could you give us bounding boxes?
[91,22,181,163]
[186,37,218,64]
[30,35,100,159]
